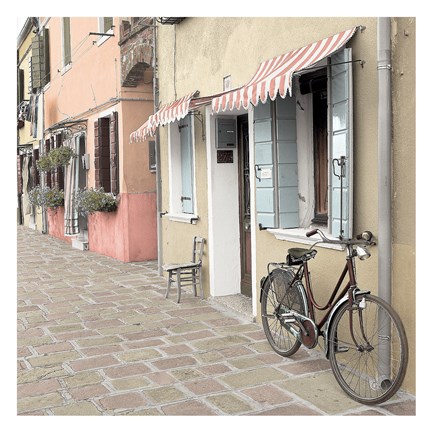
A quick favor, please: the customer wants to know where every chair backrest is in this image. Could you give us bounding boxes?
[192,236,205,263]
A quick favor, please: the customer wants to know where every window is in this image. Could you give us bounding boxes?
[94,112,119,194]
[30,28,50,89]
[254,48,353,239]
[97,17,114,46]
[168,115,196,217]
[61,18,71,69]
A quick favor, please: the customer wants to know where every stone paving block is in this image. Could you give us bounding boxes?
[276,371,362,414]
[103,363,152,379]
[69,354,120,372]
[241,384,294,406]
[146,371,177,386]
[381,399,416,415]
[206,392,255,415]
[64,371,104,388]
[18,392,65,414]
[117,348,162,362]
[183,378,226,395]
[197,363,232,376]
[17,378,62,398]
[190,335,251,351]
[75,335,123,348]
[18,365,69,385]
[227,357,266,370]
[28,351,82,367]
[170,368,204,382]
[278,358,331,375]
[98,392,149,411]
[50,401,102,415]
[80,344,124,357]
[68,383,111,400]
[161,400,218,416]
[110,376,151,391]
[151,355,197,370]
[34,341,74,355]
[220,367,287,389]
[143,386,188,404]
[255,403,322,416]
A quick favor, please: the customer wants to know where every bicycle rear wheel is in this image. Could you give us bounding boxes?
[328,293,408,404]
[261,268,307,357]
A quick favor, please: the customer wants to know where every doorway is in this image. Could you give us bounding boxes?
[238,115,252,297]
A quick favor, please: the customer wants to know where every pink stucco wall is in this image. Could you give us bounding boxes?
[88,192,157,262]
[47,207,72,244]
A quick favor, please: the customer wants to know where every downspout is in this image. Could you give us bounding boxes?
[153,17,163,276]
[377,17,392,305]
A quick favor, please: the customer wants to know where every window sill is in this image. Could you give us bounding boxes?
[166,213,199,224]
[96,30,114,47]
[61,63,72,76]
[267,227,344,251]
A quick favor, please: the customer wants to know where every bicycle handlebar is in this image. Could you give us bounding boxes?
[306,228,375,246]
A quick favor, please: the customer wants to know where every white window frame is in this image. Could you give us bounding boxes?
[264,50,353,247]
[167,116,198,224]
[61,17,72,74]
[97,17,114,47]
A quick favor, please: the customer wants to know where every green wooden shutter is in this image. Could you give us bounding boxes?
[254,96,299,229]
[31,34,44,90]
[180,116,194,214]
[329,48,353,239]
[103,17,113,33]
[94,119,110,191]
[43,28,50,85]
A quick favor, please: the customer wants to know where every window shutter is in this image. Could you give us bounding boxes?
[109,112,119,194]
[56,134,64,190]
[45,139,52,188]
[254,97,299,229]
[254,100,276,228]
[18,69,24,104]
[32,148,40,186]
[180,116,194,214]
[275,95,299,228]
[63,18,71,66]
[94,118,111,191]
[43,28,50,85]
[103,17,113,33]
[329,48,353,239]
[17,155,23,195]
[31,34,44,90]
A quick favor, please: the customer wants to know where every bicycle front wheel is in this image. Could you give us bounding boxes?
[261,268,307,357]
[328,293,408,405]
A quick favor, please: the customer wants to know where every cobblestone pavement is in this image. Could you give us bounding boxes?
[17,226,416,417]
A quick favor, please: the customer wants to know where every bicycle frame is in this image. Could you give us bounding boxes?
[287,244,371,356]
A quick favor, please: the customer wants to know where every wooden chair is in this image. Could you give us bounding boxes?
[163,236,205,303]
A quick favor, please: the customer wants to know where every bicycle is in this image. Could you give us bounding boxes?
[260,228,408,405]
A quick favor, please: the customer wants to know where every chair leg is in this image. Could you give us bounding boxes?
[165,271,172,299]
[176,271,182,303]
[192,270,197,297]
[198,267,203,299]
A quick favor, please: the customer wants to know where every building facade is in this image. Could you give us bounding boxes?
[19,17,157,262]
[132,17,415,395]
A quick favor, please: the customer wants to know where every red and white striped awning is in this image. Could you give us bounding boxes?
[212,27,358,113]
[130,91,198,142]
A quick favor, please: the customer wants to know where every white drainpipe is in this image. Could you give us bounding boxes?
[377,17,392,305]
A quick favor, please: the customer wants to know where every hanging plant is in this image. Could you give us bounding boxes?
[28,185,65,210]
[49,146,77,168]
[36,155,53,172]
[73,187,119,215]
[35,146,77,172]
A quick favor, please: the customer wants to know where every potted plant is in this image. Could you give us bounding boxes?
[73,187,119,215]
[36,146,77,172]
[28,185,65,211]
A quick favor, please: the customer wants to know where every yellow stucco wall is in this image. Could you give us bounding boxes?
[156,17,415,394]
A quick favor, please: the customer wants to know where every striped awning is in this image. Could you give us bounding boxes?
[130,91,198,142]
[212,27,358,113]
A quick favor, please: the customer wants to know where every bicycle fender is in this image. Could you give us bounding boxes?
[322,289,370,359]
[259,275,269,303]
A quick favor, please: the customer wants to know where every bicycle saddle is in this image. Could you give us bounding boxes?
[287,248,317,265]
